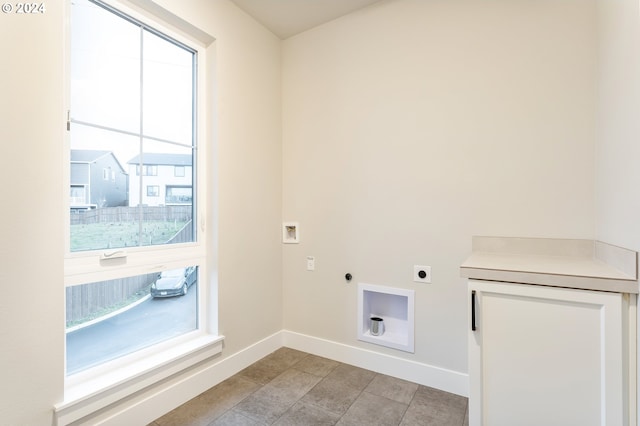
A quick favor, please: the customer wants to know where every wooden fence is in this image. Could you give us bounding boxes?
[70,205,192,225]
[66,272,158,325]
[166,220,194,244]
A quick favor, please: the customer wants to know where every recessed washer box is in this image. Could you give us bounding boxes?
[357,283,415,353]
[282,222,299,243]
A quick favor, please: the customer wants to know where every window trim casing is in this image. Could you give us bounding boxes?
[60,0,219,421]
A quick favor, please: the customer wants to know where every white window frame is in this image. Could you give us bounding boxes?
[58,0,220,423]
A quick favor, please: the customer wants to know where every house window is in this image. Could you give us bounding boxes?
[65,0,214,396]
[70,185,87,205]
[147,185,159,197]
[175,165,185,177]
[166,186,192,204]
[136,164,158,176]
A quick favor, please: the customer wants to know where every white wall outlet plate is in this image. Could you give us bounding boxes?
[306,256,315,271]
[413,265,431,283]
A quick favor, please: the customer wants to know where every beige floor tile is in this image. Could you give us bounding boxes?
[324,363,376,390]
[151,349,469,426]
[365,374,419,405]
[268,347,309,367]
[153,375,260,426]
[238,348,308,385]
[300,375,363,416]
[400,386,467,426]
[293,354,340,377]
[199,376,261,415]
[336,391,408,426]
[233,368,319,426]
[273,401,341,426]
[155,392,237,426]
[233,388,294,424]
[267,368,323,401]
[209,410,263,426]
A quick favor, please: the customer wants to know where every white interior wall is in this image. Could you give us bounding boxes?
[595,0,640,252]
[0,6,66,425]
[282,0,598,376]
[4,0,638,422]
[595,1,640,418]
[0,0,282,424]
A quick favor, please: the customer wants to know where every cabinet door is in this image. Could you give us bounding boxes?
[468,280,626,426]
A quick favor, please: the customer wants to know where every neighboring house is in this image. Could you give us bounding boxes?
[127,153,193,207]
[70,150,128,210]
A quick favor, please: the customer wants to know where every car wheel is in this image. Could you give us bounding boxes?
[182,283,188,296]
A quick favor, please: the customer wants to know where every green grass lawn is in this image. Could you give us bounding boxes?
[71,221,188,252]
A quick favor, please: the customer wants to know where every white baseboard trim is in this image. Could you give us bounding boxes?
[80,331,284,426]
[282,330,469,397]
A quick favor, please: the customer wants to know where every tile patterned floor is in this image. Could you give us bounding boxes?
[149,347,469,426]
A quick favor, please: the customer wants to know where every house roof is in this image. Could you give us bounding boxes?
[71,149,126,173]
[71,149,111,163]
[127,153,192,166]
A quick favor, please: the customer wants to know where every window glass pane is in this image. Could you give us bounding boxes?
[71,0,140,133]
[142,29,194,144]
[66,266,198,375]
[70,185,88,206]
[147,185,159,197]
[70,0,196,252]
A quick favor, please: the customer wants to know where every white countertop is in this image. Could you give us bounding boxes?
[460,237,638,294]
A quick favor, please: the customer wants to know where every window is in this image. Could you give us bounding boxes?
[65,0,214,391]
[175,165,185,177]
[65,266,198,375]
[70,185,87,205]
[136,164,158,176]
[166,185,193,204]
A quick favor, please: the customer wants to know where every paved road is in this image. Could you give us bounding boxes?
[66,288,197,374]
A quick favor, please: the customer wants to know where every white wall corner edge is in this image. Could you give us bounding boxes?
[282,330,469,398]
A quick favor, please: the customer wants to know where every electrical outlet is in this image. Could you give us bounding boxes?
[307,256,315,271]
[413,265,431,283]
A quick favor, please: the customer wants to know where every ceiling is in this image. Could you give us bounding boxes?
[229,0,385,39]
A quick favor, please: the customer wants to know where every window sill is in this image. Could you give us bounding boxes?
[55,333,224,426]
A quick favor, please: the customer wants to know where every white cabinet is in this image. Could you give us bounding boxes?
[468,279,631,426]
